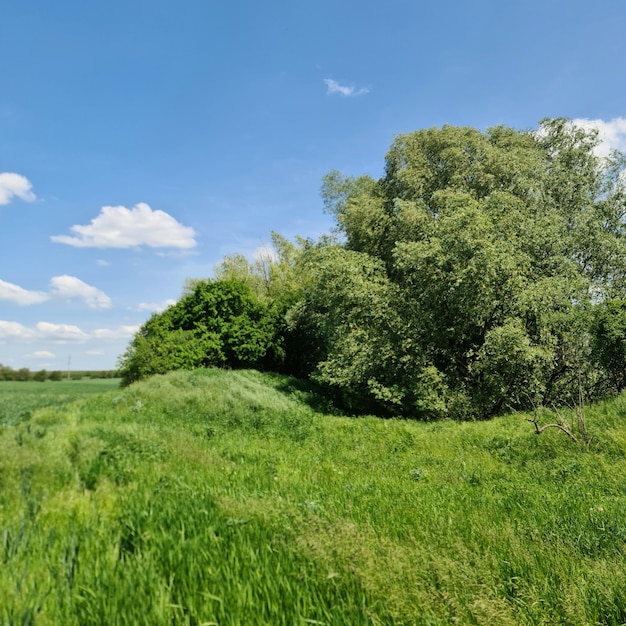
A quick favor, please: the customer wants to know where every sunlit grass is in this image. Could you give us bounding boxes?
[1,369,625,624]
[0,379,120,427]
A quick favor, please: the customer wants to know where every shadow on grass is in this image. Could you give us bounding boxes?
[262,373,343,416]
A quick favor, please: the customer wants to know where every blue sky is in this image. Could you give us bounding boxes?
[2,0,626,371]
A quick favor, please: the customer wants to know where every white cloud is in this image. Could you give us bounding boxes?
[0,172,36,205]
[28,350,55,359]
[136,299,176,313]
[96,259,110,267]
[253,245,279,265]
[36,322,89,343]
[90,325,140,340]
[0,320,35,340]
[324,78,369,97]
[571,117,626,158]
[51,202,197,249]
[0,276,112,309]
[0,279,48,305]
[0,320,139,344]
[50,275,112,309]
[86,349,105,356]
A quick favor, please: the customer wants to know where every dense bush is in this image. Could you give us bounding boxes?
[118,279,282,386]
[592,299,626,391]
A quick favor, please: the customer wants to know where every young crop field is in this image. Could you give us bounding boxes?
[0,379,120,428]
[1,369,626,625]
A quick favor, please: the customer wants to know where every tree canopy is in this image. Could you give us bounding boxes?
[300,120,626,417]
[118,279,282,386]
[119,119,626,419]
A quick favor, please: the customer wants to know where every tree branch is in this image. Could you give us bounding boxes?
[524,418,578,442]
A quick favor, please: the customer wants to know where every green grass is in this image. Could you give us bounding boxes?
[0,379,120,427]
[1,369,626,625]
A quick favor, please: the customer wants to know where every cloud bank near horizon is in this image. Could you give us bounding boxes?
[0,320,139,343]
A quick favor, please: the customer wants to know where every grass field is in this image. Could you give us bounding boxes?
[0,379,120,428]
[1,369,626,625]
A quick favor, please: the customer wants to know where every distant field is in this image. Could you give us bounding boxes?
[0,379,120,427]
[1,369,626,625]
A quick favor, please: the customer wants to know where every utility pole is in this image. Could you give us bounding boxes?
[67,356,71,380]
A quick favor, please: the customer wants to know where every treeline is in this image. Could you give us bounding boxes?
[0,365,118,382]
[118,118,626,419]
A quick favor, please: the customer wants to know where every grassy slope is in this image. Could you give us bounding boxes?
[1,369,626,625]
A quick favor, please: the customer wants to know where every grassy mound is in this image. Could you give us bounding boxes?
[1,369,626,624]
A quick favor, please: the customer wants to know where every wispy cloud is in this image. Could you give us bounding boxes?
[0,276,112,309]
[0,320,139,343]
[90,326,140,340]
[51,203,197,249]
[135,299,177,313]
[50,275,112,310]
[27,350,55,359]
[324,78,369,97]
[571,117,626,158]
[0,172,36,205]
[36,322,89,342]
[0,279,48,305]
[0,320,36,340]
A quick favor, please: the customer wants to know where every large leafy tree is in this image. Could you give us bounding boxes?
[303,119,626,417]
